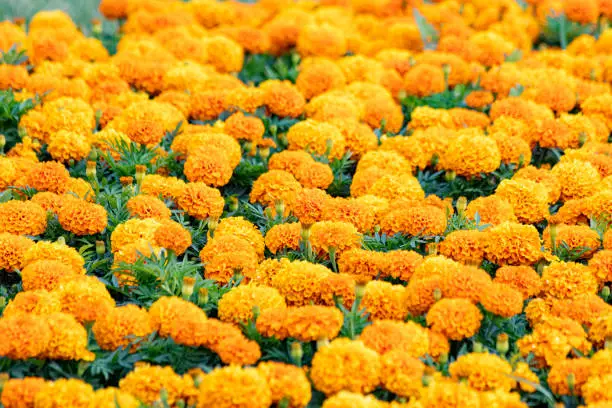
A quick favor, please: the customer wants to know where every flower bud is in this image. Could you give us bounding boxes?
[445,170,456,182]
[567,373,576,393]
[229,196,239,212]
[601,286,610,301]
[198,288,209,306]
[473,342,484,353]
[316,338,330,349]
[56,236,66,245]
[438,352,449,365]
[182,277,195,299]
[0,134,5,152]
[433,287,442,301]
[135,165,147,185]
[120,176,133,186]
[456,196,467,216]
[86,161,97,178]
[95,240,105,255]
[207,217,218,237]
[290,342,303,366]
[496,333,509,355]
[259,147,271,160]
[275,200,285,217]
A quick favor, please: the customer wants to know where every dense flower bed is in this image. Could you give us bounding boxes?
[0,0,612,407]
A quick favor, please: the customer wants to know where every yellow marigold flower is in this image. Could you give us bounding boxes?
[305,92,363,122]
[408,106,455,130]
[224,86,265,113]
[585,189,612,218]
[439,230,485,265]
[297,23,347,58]
[218,284,286,324]
[271,260,330,306]
[428,329,450,361]
[367,173,425,202]
[427,298,483,341]
[0,200,47,236]
[34,378,94,408]
[110,218,160,252]
[47,130,91,163]
[0,313,51,359]
[295,161,334,190]
[93,304,153,351]
[362,95,404,134]
[583,374,612,405]
[589,249,612,283]
[310,221,361,256]
[31,192,64,213]
[465,90,495,109]
[319,272,357,308]
[514,165,562,203]
[175,182,224,220]
[450,352,514,392]
[590,348,612,378]
[184,146,234,187]
[311,338,381,395]
[189,90,227,121]
[542,261,598,300]
[291,188,330,226]
[495,179,549,224]
[214,217,265,259]
[148,296,205,339]
[120,364,193,406]
[21,259,80,291]
[284,305,343,342]
[337,248,384,284]
[494,265,542,300]
[380,351,425,398]
[512,362,540,393]
[543,224,600,259]
[140,174,186,201]
[202,35,243,73]
[286,119,346,160]
[256,307,289,340]
[23,239,85,273]
[329,118,378,159]
[480,282,524,318]
[265,222,301,254]
[483,222,542,266]
[261,80,305,118]
[250,170,302,208]
[198,365,271,408]
[320,391,383,408]
[1,377,46,408]
[57,198,107,236]
[438,133,501,177]
[524,298,552,327]
[296,58,346,100]
[589,314,612,347]
[361,281,407,321]
[491,132,532,166]
[548,358,592,396]
[124,119,165,146]
[440,265,492,304]
[552,159,601,201]
[404,64,446,97]
[268,150,314,174]
[24,161,70,194]
[3,290,62,317]
[205,251,259,283]
[549,294,611,327]
[380,205,447,237]
[89,387,140,408]
[257,361,311,408]
[56,275,115,323]
[360,320,430,357]
[65,177,95,201]
[41,312,94,361]
[200,235,257,265]
[0,233,34,272]
[378,250,423,281]
[224,112,265,143]
[419,374,481,407]
[152,219,192,255]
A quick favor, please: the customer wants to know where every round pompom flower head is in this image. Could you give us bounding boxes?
[92,304,153,351]
[257,361,312,408]
[426,298,483,341]
[197,365,272,408]
[57,198,108,235]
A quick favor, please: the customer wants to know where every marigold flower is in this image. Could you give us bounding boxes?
[20,259,79,291]
[214,217,265,259]
[34,379,95,408]
[23,240,85,274]
[548,358,592,396]
[56,275,115,323]
[378,250,423,281]
[0,200,47,236]
[465,90,495,108]
[296,58,346,100]
[256,307,289,340]
[1,377,46,408]
[438,133,501,177]
[41,312,94,361]
[47,130,91,163]
[589,249,612,283]
[261,80,305,118]
[93,304,153,351]
[257,361,312,408]
[495,179,549,224]
[360,319,430,357]
[310,338,381,395]
[380,205,447,237]
[480,282,524,318]
[126,195,170,220]
[224,112,265,143]
[552,159,601,201]
[0,313,51,360]
[205,250,259,283]
[440,265,492,304]
[426,298,483,340]
[265,222,301,254]
[3,289,62,317]
[57,198,107,236]
[439,230,485,265]
[198,366,272,408]
[284,305,343,342]
[543,224,601,259]
[297,23,347,58]
[286,119,346,160]
[320,392,383,408]
[110,218,160,251]
[368,173,425,202]
[483,222,542,266]
[89,387,140,408]
[542,261,598,300]
[218,284,286,324]
[203,36,244,73]
[550,294,611,327]
[176,182,225,220]
[184,146,234,187]
[250,170,302,208]
[310,221,361,255]
[151,219,192,255]
[450,352,514,391]
[494,265,542,299]
[0,233,34,272]
[379,351,425,398]
[588,313,612,347]
[291,188,330,226]
[190,90,227,121]
[25,161,71,194]
[120,364,194,406]
[271,260,330,306]
[404,64,446,97]
[360,281,407,321]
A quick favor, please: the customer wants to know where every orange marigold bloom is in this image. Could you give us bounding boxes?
[552,159,601,201]
[550,294,611,327]
[57,198,107,236]
[439,230,485,264]
[261,80,305,118]
[1,377,46,408]
[380,351,426,398]
[495,179,549,224]
[543,224,601,259]
[542,261,598,300]
[320,392,383,408]
[125,119,165,146]
[224,112,265,143]
[295,161,334,190]
[90,387,140,408]
[271,260,330,306]
[378,249,423,281]
[127,194,171,220]
[25,161,71,194]
[548,358,592,396]
[426,298,483,340]
[152,219,192,255]
[483,222,542,266]
[214,217,265,259]
[514,165,562,203]
[589,314,612,347]
[360,319,430,357]
[3,290,62,317]
[120,364,194,406]
[176,182,225,220]
[0,313,51,359]
[286,119,346,160]
[203,36,244,73]
[291,188,330,226]
[23,240,85,274]
[440,265,492,304]
[190,90,227,121]
[250,170,302,207]
[256,307,289,340]
[31,192,64,213]
[93,304,153,351]
[310,338,381,395]
[0,233,34,272]
[284,305,344,342]
[310,221,362,255]
[589,249,612,283]
[491,132,532,166]
[47,130,91,163]
[218,284,286,324]
[184,146,234,187]
[297,23,347,59]
[367,173,425,202]
[205,249,259,283]
[450,352,514,392]
[41,312,95,361]
[380,205,447,237]
[494,265,542,299]
[0,200,47,236]
[361,280,408,321]
[56,275,115,323]
[465,90,495,109]
[265,222,301,254]
[480,282,524,318]
[564,0,600,24]
[296,58,346,100]
[338,248,384,284]
[438,133,501,177]
[257,361,312,408]
[34,379,95,408]
[149,296,207,340]
[404,64,446,97]
[197,366,272,408]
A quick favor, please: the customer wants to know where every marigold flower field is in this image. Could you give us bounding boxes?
[1,0,612,407]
